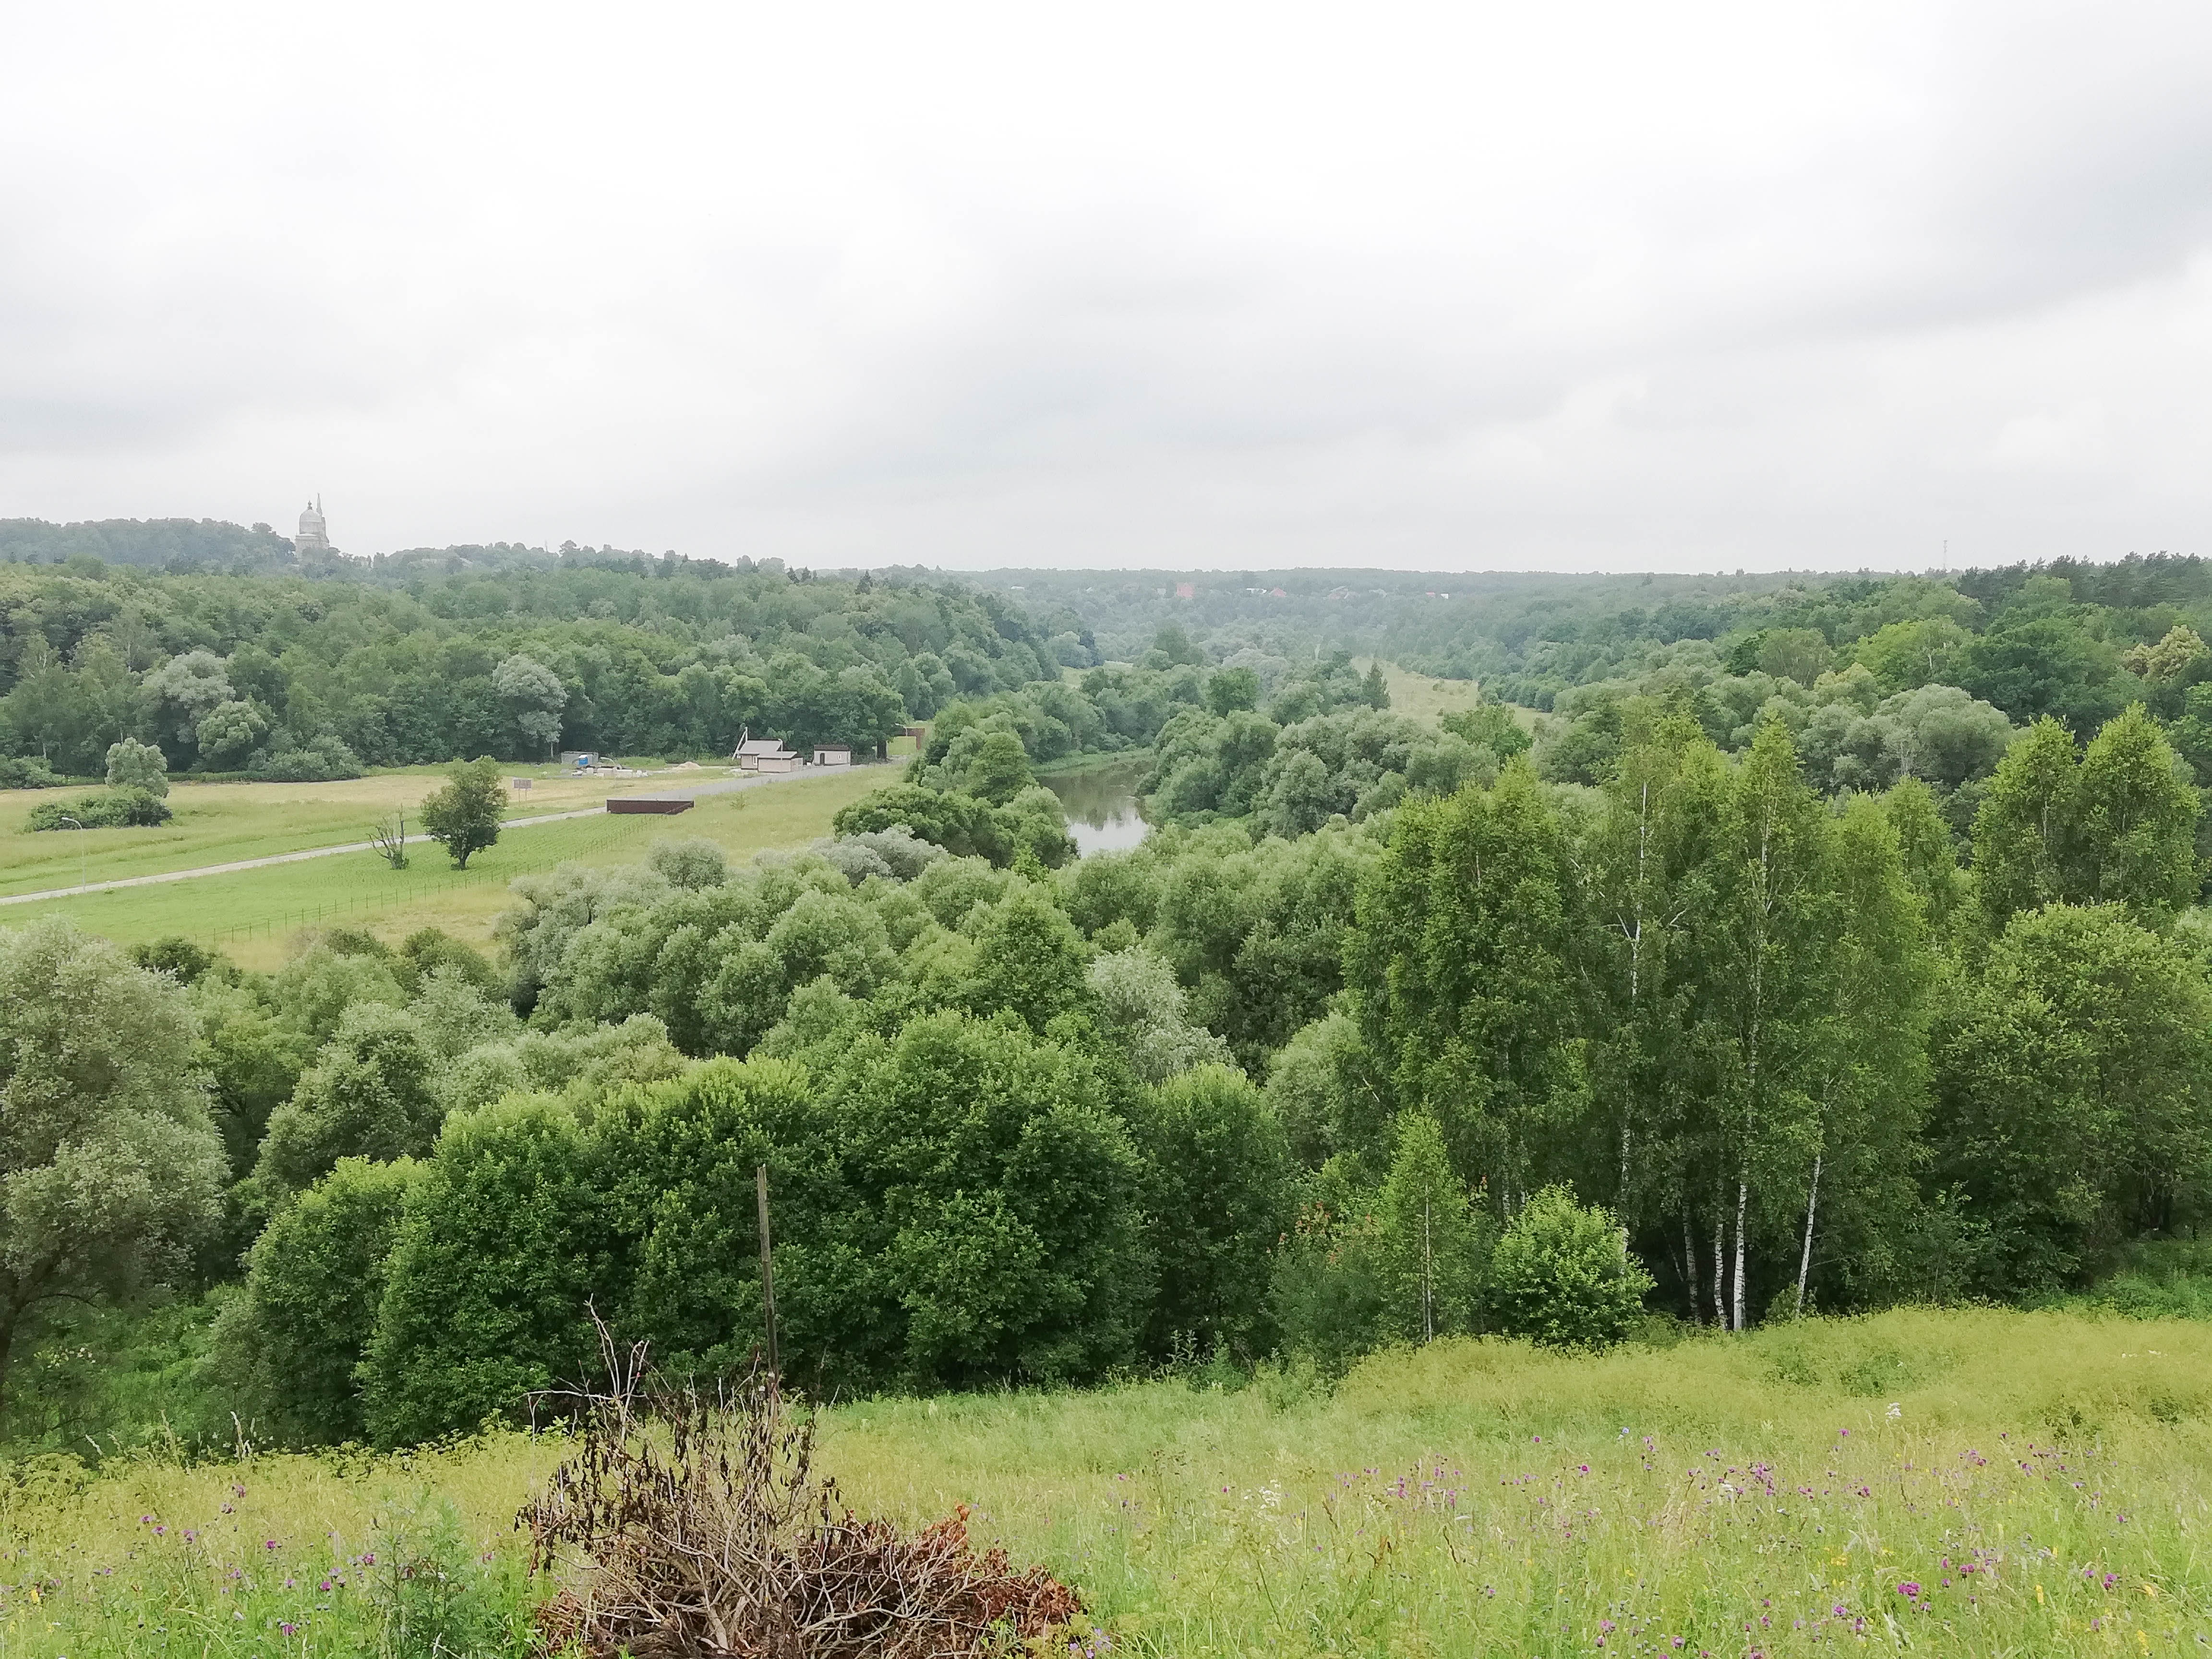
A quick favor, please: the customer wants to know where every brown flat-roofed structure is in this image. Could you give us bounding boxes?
[606,795,695,815]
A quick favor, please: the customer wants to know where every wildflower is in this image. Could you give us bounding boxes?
[1886,1402,1901,1420]
[1897,1582,1922,1599]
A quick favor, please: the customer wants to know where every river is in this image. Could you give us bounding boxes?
[1043,757,1152,856]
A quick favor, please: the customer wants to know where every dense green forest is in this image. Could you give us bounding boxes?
[10,528,2212,1454]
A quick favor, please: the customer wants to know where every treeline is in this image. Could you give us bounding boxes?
[975,556,2212,744]
[0,517,301,573]
[0,554,1120,778]
[11,681,2212,1451]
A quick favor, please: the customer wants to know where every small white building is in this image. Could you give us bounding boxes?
[814,745,853,767]
[734,737,797,772]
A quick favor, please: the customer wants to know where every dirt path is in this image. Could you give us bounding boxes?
[0,763,883,907]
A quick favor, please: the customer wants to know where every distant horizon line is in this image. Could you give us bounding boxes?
[5,513,2199,580]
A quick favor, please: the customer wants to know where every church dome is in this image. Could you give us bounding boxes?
[296,497,331,553]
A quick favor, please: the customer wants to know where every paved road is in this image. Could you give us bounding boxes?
[0,762,889,907]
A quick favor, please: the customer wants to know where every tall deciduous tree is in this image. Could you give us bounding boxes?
[250,1003,440,1200]
[1373,1112,1490,1341]
[2067,703,2200,918]
[492,654,567,759]
[421,757,505,869]
[1933,903,2212,1294]
[1684,721,1834,1330]
[1974,706,2200,930]
[1791,794,1933,1314]
[0,921,225,1408]
[1348,763,1578,1202]
[1580,718,1722,1238]
[1883,775,1965,942]
[1972,716,2078,930]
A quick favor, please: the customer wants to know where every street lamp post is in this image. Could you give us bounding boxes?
[58,815,85,893]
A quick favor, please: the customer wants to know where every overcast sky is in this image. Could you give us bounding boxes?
[6,2,2212,572]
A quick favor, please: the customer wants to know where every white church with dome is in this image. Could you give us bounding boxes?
[295,496,332,556]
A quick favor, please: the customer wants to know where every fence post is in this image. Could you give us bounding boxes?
[756,1164,781,1397]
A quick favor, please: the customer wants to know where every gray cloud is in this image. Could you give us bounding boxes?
[4,0,2212,572]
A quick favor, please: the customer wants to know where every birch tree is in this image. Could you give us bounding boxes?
[1580,718,1725,1242]
[1791,794,1933,1314]
[1347,763,1578,1204]
[1684,721,1833,1329]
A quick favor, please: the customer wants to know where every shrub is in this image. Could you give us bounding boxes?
[0,755,63,789]
[104,737,168,795]
[646,837,729,890]
[1267,1171,1387,1374]
[525,1339,1080,1659]
[361,1095,620,1445]
[128,935,222,984]
[253,734,363,781]
[1133,1066,1293,1359]
[24,787,171,830]
[817,1012,1151,1389]
[219,1156,425,1444]
[1486,1184,1654,1350]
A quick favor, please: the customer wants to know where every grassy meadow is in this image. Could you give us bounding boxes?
[1359,662,1543,734]
[0,767,662,898]
[11,1307,2212,1657]
[0,765,892,968]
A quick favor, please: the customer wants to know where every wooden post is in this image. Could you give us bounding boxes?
[755,1164,781,1388]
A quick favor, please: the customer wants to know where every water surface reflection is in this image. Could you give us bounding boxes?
[1044,759,1151,856]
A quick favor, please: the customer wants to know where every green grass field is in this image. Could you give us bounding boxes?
[0,767,892,968]
[0,765,683,899]
[1359,662,1542,734]
[11,1308,2212,1656]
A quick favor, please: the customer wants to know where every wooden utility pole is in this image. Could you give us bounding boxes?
[755,1164,781,1390]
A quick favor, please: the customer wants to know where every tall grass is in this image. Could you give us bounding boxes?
[7,1307,2211,1655]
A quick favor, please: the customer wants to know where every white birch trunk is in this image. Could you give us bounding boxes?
[1710,1212,1726,1332]
[1682,1212,1701,1325]
[1731,1180,1748,1332]
[1795,1150,1822,1316]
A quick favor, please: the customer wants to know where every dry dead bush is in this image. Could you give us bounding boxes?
[520,1332,1079,1659]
